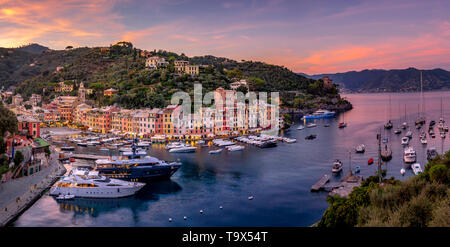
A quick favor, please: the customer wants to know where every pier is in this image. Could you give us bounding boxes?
[311,174,330,191]
[0,147,66,227]
[328,173,363,198]
[66,153,109,160]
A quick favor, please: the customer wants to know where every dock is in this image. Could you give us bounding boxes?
[66,154,109,160]
[328,173,363,198]
[311,174,330,191]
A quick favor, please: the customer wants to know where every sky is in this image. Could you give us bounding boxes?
[0,0,449,74]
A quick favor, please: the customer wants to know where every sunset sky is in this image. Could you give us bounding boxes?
[1,0,449,74]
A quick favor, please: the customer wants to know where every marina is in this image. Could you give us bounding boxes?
[10,91,450,227]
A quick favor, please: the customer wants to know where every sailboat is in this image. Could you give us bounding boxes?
[415,71,426,126]
[384,95,393,129]
[401,104,408,130]
[394,102,402,134]
[338,111,347,128]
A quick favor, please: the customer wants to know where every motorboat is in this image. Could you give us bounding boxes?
[401,137,409,145]
[209,149,223,154]
[226,145,245,152]
[382,137,389,143]
[305,134,317,140]
[213,139,235,147]
[368,158,374,165]
[302,109,335,119]
[355,144,365,153]
[169,146,197,153]
[384,120,393,129]
[400,168,406,175]
[405,130,412,138]
[257,140,277,148]
[77,142,88,147]
[282,137,296,143]
[61,146,75,151]
[165,142,185,150]
[306,123,317,128]
[50,168,145,198]
[427,148,438,160]
[420,137,427,145]
[394,129,402,135]
[331,160,343,173]
[297,125,305,130]
[411,163,423,175]
[136,141,150,148]
[403,147,416,163]
[355,166,360,173]
[338,122,347,128]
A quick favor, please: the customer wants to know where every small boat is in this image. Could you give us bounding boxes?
[169,146,197,153]
[381,144,392,161]
[282,138,296,143]
[77,142,88,147]
[302,109,335,119]
[405,130,412,138]
[297,126,305,130]
[394,129,402,135]
[209,149,223,154]
[196,140,205,145]
[427,148,438,160]
[403,147,416,163]
[61,146,75,151]
[248,196,254,200]
[441,133,446,139]
[226,145,245,152]
[165,142,185,150]
[368,158,374,165]
[306,123,317,128]
[56,194,75,200]
[384,120,393,129]
[420,137,427,145]
[355,166,360,173]
[411,163,423,175]
[401,137,409,145]
[401,122,408,129]
[305,134,317,140]
[69,158,76,162]
[338,122,347,128]
[382,137,389,143]
[331,160,343,173]
[355,144,365,153]
[323,124,330,127]
[400,168,406,175]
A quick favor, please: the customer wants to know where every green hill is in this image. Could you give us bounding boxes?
[301,68,450,93]
[4,42,350,111]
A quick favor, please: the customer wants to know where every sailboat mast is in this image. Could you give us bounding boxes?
[377,130,382,183]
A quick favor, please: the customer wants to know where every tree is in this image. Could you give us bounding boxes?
[236,85,248,95]
[13,151,24,167]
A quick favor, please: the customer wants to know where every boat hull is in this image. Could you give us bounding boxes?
[96,164,181,182]
[303,113,335,119]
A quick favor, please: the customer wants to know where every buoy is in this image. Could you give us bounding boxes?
[219,206,223,209]
[248,196,254,200]
[200,209,203,214]
[184,216,187,220]
[169,218,172,222]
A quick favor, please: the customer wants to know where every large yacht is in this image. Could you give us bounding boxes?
[403,147,417,163]
[94,139,182,182]
[49,168,145,198]
[302,109,335,119]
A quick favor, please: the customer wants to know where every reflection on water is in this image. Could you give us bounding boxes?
[12,91,450,227]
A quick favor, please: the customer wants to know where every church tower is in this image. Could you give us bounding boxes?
[78,82,86,102]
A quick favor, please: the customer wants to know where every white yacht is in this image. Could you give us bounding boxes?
[355,144,366,153]
[297,125,305,130]
[403,147,416,163]
[213,139,235,147]
[411,163,423,175]
[49,168,145,198]
[169,146,197,153]
[331,160,343,173]
[136,141,150,148]
[209,149,223,154]
[401,137,409,145]
[420,137,427,145]
[226,145,245,152]
[165,142,185,150]
[306,123,317,128]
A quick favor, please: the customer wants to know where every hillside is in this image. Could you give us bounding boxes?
[4,42,350,111]
[301,68,450,93]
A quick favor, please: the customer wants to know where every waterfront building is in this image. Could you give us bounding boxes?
[201,107,215,138]
[86,107,118,133]
[17,115,40,138]
[43,109,61,123]
[112,109,134,134]
[73,103,92,126]
[162,105,179,136]
[150,108,163,135]
[133,110,152,137]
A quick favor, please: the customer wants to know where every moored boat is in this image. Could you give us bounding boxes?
[411,163,423,175]
[302,109,335,119]
[331,160,343,173]
[403,147,416,163]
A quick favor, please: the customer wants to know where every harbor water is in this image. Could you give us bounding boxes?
[12,91,450,226]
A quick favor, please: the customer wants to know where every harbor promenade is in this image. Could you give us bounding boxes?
[0,146,66,227]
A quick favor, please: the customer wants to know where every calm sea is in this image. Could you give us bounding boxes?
[12,91,450,226]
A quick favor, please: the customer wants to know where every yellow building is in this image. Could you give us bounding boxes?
[162,105,179,136]
[175,64,199,76]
